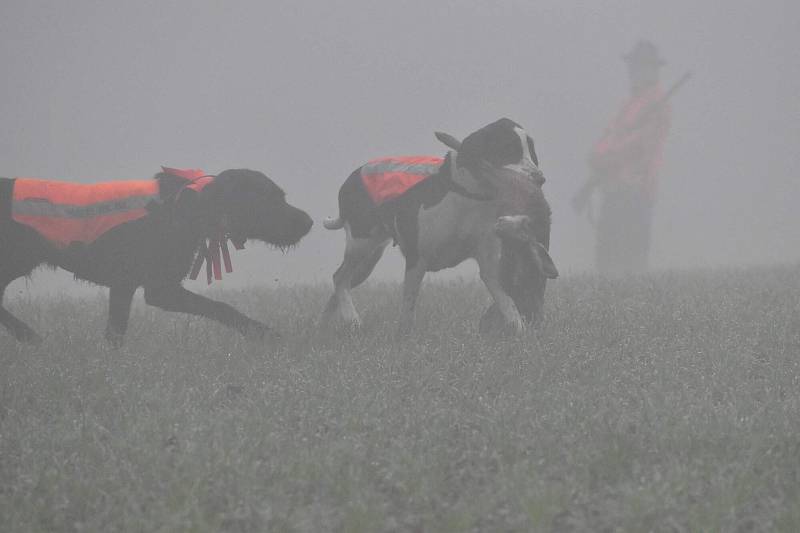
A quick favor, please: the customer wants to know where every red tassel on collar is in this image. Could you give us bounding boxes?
[188,233,245,284]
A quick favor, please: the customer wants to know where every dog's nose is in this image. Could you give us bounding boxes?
[300,212,313,234]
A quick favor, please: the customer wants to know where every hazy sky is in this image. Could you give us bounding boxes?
[2,0,798,292]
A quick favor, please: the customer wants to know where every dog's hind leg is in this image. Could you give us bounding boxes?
[476,239,525,334]
[350,239,389,289]
[0,245,45,343]
[0,275,42,344]
[1,181,45,343]
[396,258,427,337]
[320,227,385,329]
[105,285,137,347]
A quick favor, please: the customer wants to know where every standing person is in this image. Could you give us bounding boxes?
[575,40,672,275]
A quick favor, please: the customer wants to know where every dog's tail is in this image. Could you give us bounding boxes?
[323,215,345,230]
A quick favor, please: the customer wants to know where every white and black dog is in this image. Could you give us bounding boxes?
[320,118,555,335]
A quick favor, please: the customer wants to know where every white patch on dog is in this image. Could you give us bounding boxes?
[412,166,496,272]
[503,126,540,176]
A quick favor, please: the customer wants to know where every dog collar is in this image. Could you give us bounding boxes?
[162,167,244,285]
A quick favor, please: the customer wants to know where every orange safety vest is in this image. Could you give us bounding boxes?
[12,178,161,248]
[591,84,671,201]
[360,156,444,205]
[10,167,213,249]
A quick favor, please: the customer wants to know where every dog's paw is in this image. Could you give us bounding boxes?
[15,326,43,346]
[104,328,125,349]
[509,316,526,335]
[244,322,283,345]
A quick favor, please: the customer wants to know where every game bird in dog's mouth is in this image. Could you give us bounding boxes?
[320,118,556,335]
[0,167,312,345]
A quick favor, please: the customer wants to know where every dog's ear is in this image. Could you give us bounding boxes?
[199,171,248,213]
[154,172,188,201]
[533,242,558,279]
[435,131,462,151]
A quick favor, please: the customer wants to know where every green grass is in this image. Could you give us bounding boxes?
[2,267,800,532]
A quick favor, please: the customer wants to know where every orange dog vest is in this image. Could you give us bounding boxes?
[360,156,443,205]
[12,178,161,248]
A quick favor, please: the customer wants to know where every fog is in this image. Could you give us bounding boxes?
[2,0,798,293]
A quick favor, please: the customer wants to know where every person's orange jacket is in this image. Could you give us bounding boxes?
[590,84,671,202]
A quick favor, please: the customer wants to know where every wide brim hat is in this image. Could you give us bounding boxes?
[623,40,666,67]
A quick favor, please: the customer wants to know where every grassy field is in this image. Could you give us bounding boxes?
[1,267,800,532]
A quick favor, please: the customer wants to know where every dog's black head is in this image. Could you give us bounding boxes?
[202,169,313,249]
[435,118,544,186]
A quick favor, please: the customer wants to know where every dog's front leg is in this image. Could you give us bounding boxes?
[105,285,137,347]
[482,276,524,334]
[397,258,427,337]
[477,242,524,334]
[144,284,277,340]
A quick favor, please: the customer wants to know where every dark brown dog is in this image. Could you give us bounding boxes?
[0,169,312,345]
